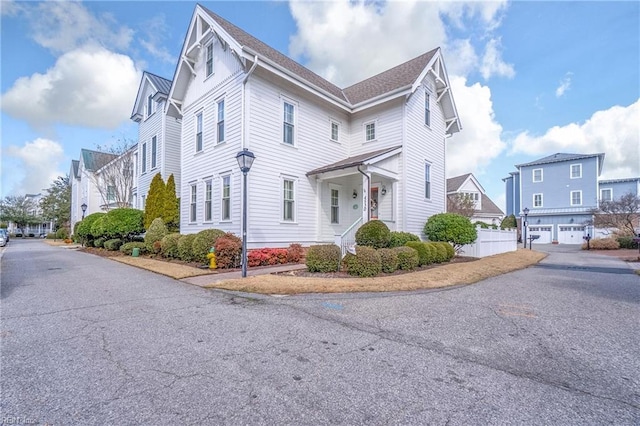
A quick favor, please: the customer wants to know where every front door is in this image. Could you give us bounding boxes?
[370,187,379,219]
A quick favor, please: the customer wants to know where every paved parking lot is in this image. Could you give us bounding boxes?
[1,240,639,424]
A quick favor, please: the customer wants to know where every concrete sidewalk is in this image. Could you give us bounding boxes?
[181,263,307,287]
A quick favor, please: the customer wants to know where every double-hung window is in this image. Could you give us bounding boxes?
[330,121,339,142]
[204,180,212,222]
[196,112,203,152]
[206,43,214,77]
[600,188,612,202]
[217,100,225,143]
[221,175,231,221]
[151,136,157,169]
[146,94,154,118]
[283,179,295,221]
[570,164,582,179]
[532,168,543,182]
[365,121,376,142]
[330,188,339,224]
[571,190,582,206]
[107,186,116,203]
[425,92,431,127]
[190,184,197,222]
[424,163,431,199]
[283,102,295,145]
[533,193,543,207]
[141,142,147,173]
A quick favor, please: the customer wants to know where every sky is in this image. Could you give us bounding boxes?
[1,0,639,212]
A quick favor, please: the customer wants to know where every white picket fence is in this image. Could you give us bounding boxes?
[458,227,517,258]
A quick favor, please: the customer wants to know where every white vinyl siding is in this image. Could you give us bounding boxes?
[221,174,231,221]
[217,99,225,143]
[195,112,203,152]
[282,178,295,222]
[206,43,214,77]
[600,188,612,202]
[283,101,295,145]
[204,180,212,222]
[190,184,197,223]
[570,190,582,206]
[151,136,157,169]
[533,168,543,182]
[570,163,582,179]
[533,193,543,207]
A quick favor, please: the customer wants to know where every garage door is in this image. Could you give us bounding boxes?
[528,226,552,244]
[558,226,585,244]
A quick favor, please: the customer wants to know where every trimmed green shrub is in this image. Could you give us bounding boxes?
[424,242,439,264]
[120,242,147,255]
[388,231,420,248]
[406,241,429,266]
[94,237,106,248]
[617,236,639,249]
[177,234,197,262]
[55,228,69,240]
[75,212,106,246]
[144,172,166,229]
[305,244,341,273]
[145,217,168,254]
[427,242,448,263]
[394,246,419,270]
[343,246,382,277]
[378,248,399,273]
[214,233,242,269]
[500,214,517,229]
[424,213,477,253]
[103,208,145,241]
[192,229,226,263]
[355,220,391,249]
[438,242,455,260]
[104,238,123,251]
[164,174,180,232]
[90,215,108,240]
[46,233,57,240]
[161,233,181,259]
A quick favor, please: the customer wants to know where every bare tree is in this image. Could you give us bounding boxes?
[592,192,640,236]
[90,139,136,210]
[446,193,476,218]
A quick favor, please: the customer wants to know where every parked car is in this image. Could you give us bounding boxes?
[0,234,6,247]
[0,229,8,243]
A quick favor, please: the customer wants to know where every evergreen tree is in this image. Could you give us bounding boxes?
[144,173,166,229]
[163,174,180,232]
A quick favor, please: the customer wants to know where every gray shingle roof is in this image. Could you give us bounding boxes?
[81,149,118,172]
[146,71,172,95]
[516,153,605,168]
[446,173,472,192]
[477,195,504,216]
[307,146,402,176]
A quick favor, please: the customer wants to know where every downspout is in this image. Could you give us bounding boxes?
[241,55,259,150]
[357,165,370,222]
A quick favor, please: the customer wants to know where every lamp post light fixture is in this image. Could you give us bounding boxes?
[522,207,529,249]
[81,203,87,220]
[236,148,255,278]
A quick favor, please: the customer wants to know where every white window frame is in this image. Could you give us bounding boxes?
[364,120,376,142]
[141,142,147,173]
[217,99,225,144]
[146,94,154,119]
[570,190,582,206]
[220,174,231,221]
[151,136,157,169]
[533,193,543,208]
[424,162,431,200]
[204,180,213,222]
[107,185,116,203]
[190,184,197,223]
[424,91,431,127]
[281,176,297,223]
[570,163,582,179]
[532,168,543,182]
[600,188,612,202]
[195,112,203,152]
[282,99,296,146]
[329,184,340,224]
[330,119,339,143]
[205,42,214,77]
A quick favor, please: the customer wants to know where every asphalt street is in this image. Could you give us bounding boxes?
[1,240,639,425]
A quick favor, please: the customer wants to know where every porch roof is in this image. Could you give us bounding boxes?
[306,145,402,177]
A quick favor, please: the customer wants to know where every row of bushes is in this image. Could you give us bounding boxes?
[581,236,640,250]
[75,209,145,247]
[306,241,455,277]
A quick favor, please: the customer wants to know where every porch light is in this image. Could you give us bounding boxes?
[236,148,255,278]
[352,189,358,199]
[81,203,87,220]
[381,185,387,196]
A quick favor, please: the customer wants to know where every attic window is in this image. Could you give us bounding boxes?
[206,43,214,77]
[146,94,154,118]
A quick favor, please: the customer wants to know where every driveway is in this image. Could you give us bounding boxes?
[1,240,639,425]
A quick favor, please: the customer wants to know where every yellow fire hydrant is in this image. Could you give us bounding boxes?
[206,248,217,269]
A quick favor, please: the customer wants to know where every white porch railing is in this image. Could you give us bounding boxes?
[335,217,363,257]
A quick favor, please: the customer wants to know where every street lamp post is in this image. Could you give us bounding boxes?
[81,203,87,220]
[236,148,255,278]
[522,207,529,249]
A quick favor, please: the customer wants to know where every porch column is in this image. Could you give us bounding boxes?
[362,173,369,223]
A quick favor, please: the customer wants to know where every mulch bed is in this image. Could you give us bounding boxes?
[273,256,478,278]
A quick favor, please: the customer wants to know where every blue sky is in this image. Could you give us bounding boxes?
[1,0,638,211]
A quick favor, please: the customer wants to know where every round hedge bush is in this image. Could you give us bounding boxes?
[104,238,123,251]
[394,246,419,270]
[76,212,106,245]
[424,213,477,252]
[192,229,226,263]
[145,217,168,254]
[439,242,455,260]
[405,241,430,266]
[388,231,420,248]
[305,244,341,273]
[161,233,181,259]
[377,248,399,273]
[55,228,69,240]
[343,246,382,277]
[102,208,145,241]
[214,233,242,269]
[93,237,106,248]
[355,220,391,249]
[177,234,197,262]
[120,242,147,255]
[427,242,448,263]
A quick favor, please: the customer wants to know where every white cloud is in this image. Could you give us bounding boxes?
[139,15,175,64]
[17,1,133,54]
[1,46,141,130]
[480,38,515,80]
[446,77,506,177]
[511,100,640,179]
[5,139,65,195]
[555,72,573,98]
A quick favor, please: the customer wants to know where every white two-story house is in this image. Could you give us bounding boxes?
[130,71,182,210]
[166,4,461,248]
